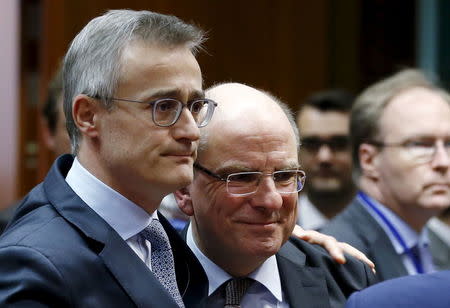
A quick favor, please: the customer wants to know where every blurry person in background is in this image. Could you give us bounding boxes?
[296,90,356,230]
[427,207,450,270]
[0,67,70,233]
[323,69,450,281]
[41,66,71,158]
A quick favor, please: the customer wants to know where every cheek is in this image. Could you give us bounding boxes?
[336,153,352,165]
[281,196,297,226]
[384,165,422,196]
[193,185,233,219]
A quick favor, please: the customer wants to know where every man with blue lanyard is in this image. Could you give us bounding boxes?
[322,69,450,281]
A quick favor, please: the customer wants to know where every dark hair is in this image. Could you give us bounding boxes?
[301,89,355,113]
[41,67,63,135]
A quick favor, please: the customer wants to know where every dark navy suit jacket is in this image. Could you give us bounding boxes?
[322,198,408,281]
[0,155,208,307]
[345,270,450,308]
[181,227,377,308]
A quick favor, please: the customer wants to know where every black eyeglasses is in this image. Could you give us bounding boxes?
[301,136,350,153]
[95,96,217,127]
[194,163,306,196]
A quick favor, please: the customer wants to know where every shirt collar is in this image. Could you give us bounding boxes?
[359,192,429,254]
[65,157,155,240]
[297,194,329,230]
[186,223,283,302]
[428,217,450,246]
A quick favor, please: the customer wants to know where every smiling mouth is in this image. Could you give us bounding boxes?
[426,182,450,187]
[427,183,450,191]
[240,221,278,226]
[163,152,195,158]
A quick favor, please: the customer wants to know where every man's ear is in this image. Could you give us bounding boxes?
[359,143,380,179]
[72,94,100,138]
[174,187,194,216]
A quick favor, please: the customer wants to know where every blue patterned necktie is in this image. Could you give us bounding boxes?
[140,219,185,308]
[224,278,254,308]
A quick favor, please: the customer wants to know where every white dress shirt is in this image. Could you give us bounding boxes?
[360,194,435,274]
[65,157,156,269]
[428,217,450,247]
[186,224,289,308]
[297,194,329,230]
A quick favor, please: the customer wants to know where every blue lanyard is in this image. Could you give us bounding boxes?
[357,191,424,274]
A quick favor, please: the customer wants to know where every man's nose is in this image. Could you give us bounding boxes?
[431,141,450,170]
[317,144,333,161]
[248,177,283,211]
[172,107,200,141]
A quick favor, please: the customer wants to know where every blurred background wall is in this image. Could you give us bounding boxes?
[1,0,449,208]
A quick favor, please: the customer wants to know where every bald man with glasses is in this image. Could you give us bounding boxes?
[175,83,376,308]
[322,69,450,282]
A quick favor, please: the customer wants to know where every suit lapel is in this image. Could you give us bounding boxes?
[100,230,180,308]
[349,199,408,280]
[277,242,331,308]
[159,215,208,308]
[44,155,182,308]
[370,235,408,280]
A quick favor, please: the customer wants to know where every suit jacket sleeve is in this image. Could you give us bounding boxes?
[0,245,71,307]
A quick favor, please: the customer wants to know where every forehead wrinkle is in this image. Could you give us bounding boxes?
[207,133,298,173]
[379,90,450,141]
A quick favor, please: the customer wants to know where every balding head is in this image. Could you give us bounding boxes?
[199,82,300,160]
[175,82,301,275]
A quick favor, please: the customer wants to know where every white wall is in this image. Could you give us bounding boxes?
[0,0,19,208]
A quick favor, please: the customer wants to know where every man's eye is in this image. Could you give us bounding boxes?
[189,100,205,113]
[274,171,296,182]
[155,100,178,112]
[229,173,259,183]
[329,137,350,150]
[406,141,434,148]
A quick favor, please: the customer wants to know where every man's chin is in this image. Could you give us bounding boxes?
[421,196,450,211]
[161,170,193,191]
[308,178,342,193]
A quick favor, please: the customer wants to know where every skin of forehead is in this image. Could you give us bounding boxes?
[379,87,450,140]
[205,83,292,136]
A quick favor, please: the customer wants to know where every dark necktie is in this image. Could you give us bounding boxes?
[410,244,424,273]
[140,219,185,308]
[224,277,254,308]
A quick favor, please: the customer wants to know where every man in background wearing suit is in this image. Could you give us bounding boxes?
[323,69,450,281]
[175,83,376,308]
[0,10,214,307]
[428,207,450,270]
[296,89,356,230]
[345,270,450,308]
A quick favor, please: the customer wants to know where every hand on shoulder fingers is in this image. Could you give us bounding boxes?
[292,225,376,273]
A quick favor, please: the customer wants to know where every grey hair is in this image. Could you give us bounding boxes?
[199,83,300,158]
[63,9,205,154]
[351,68,450,180]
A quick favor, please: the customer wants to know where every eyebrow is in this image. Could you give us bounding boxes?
[214,161,300,175]
[146,89,205,101]
[401,135,450,142]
